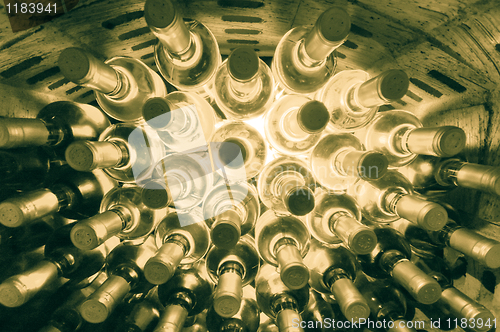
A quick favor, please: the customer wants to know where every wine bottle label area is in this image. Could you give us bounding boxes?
[1,0,500,332]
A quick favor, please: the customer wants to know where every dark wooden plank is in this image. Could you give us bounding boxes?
[431,7,500,85]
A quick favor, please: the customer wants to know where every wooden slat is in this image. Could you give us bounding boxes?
[475,88,500,226]
[293,0,417,52]
[369,41,495,117]
[355,0,479,33]
[431,8,500,85]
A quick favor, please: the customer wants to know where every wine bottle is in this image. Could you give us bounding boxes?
[304,238,370,321]
[181,310,208,332]
[257,318,279,332]
[214,47,274,120]
[203,181,260,249]
[357,226,442,305]
[70,185,166,250]
[79,240,157,324]
[65,123,165,184]
[0,170,116,228]
[58,48,167,123]
[0,214,68,259]
[210,121,267,182]
[144,0,221,99]
[112,287,163,332]
[140,149,214,211]
[0,223,108,308]
[351,170,448,231]
[300,289,336,332]
[310,133,389,192]
[399,155,500,197]
[356,110,466,167]
[144,208,210,285]
[0,146,70,190]
[142,92,218,152]
[0,273,76,332]
[154,261,213,332]
[255,263,309,332]
[306,189,377,254]
[0,246,46,285]
[257,156,316,216]
[272,7,350,95]
[412,256,495,332]
[357,275,417,332]
[39,272,108,332]
[315,69,409,132]
[264,96,329,156]
[395,217,500,269]
[255,210,310,290]
[206,235,260,317]
[0,101,110,153]
[206,286,260,332]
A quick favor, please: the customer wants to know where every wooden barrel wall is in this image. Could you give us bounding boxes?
[0,0,499,330]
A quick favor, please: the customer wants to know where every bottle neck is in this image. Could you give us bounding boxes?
[164,172,189,201]
[323,267,351,288]
[153,15,197,62]
[141,176,184,210]
[154,103,197,135]
[220,319,246,332]
[384,190,406,215]
[436,159,464,186]
[0,260,61,307]
[211,207,244,249]
[124,300,161,332]
[271,170,306,201]
[79,60,131,98]
[446,226,500,269]
[293,40,325,71]
[384,191,447,231]
[302,24,343,62]
[219,260,245,279]
[50,183,79,211]
[154,303,190,332]
[273,237,309,289]
[344,83,371,112]
[329,212,377,255]
[387,319,417,332]
[324,267,370,321]
[379,249,408,274]
[280,107,312,141]
[228,74,262,102]
[399,126,466,157]
[164,233,191,253]
[144,234,190,285]
[333,148,383,179]
[271,170,314,216]
[344,70,409,111]
[70,205,134,250]
[437,160,500,197]
[43,122,66,146]
[65,139,130,173]
[271,294,299,317]
[213,261,245,317]
[439,287,495,323]
[382,251,442,305]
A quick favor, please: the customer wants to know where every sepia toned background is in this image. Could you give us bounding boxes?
[0,0,499,330]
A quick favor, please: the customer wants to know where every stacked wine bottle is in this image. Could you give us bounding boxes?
[0,1,498,332]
